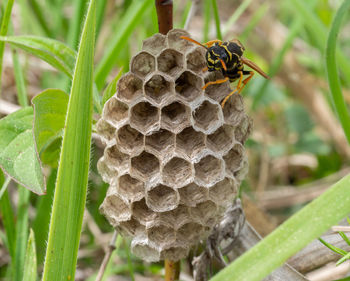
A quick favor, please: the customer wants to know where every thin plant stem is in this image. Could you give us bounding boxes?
[164,260,180,281]
[211,0,222,40]
[155,0,173,34]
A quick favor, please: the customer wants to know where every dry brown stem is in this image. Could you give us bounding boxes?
[155,0,173,34]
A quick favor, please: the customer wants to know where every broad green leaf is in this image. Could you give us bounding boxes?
[211,173,350,281]
[0,35,76,78]
[0,108,45,194]
[42,0,95,279]
[23,229,37,281]
[32,89,68,167]
[101,67,123,106]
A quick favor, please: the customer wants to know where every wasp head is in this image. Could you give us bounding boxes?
[206,44,228,72]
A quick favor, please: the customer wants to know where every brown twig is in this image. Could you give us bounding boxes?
[155,0,173,34]
[164,259,180,281]
[95,230,118,281]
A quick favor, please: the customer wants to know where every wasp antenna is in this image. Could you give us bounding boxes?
[241,57,270,79]
[180,36,208,49]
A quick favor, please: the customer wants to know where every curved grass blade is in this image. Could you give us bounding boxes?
[325,0,350,145]
[101,67,123,106]
[211,0,222,40]
[42,0,96,279]
[211,173,350,281]
[0,35,76,78]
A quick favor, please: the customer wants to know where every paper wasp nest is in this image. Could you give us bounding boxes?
[97,29,252,262]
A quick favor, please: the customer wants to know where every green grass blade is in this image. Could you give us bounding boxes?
[319,237,348,256]
[0,35,76,78]
[0,173,16,260]
[67,0,88,49]
[222,0,253,36]
[211,173,350,281]
[11,49,28,107]
[94,0,152,89]
[290,0,350,86]
[325,0,350,145]
[101,68,123,106]
[14,186,29,281]
[27,0,53,37]
[211,0,222,40]
[339,232,350,247]
[23,229,37,281]
[203,0,211,42]
[0,0,14,97]
[42,0,95,279]
[336,251,350,266]
[32,169,56,265]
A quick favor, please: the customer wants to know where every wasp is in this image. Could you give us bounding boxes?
[180,36,269,108]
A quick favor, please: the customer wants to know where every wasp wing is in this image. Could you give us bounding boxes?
[241,57,269,79]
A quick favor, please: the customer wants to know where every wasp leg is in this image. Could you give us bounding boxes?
[237,71,254,93]
[202,66,208,72]
[221,89,238,108]
[202,77,229,90]
[204,39,223,48]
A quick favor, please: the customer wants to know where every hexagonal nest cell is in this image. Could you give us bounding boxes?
[147,225,176,246]
[131,151,160,182]
[98,29,252,262]
[162,157,192,188]
[131,51,155,78]
[161,101,190,133]
[176,127,206,160]
[104,144,130,171]
[142,33,167,56]
[116,125,144,155]
[167,29,192,52]
[144,74,173,104]
[207,125,235,155]
[118,174,144,203]
[175,70,202,102]
[186,47,207,73]
[96,119,116,143]
[178,183,208,207]
[103,97,129,126]
[194,155,224,186]
[208,178,237,206]
[130,101,159,134]
[193,100,222,133]
[117,73,143,103]
[145,129,175,160]
[100,193,132,225]
[158,49,184,76]
[223,144,245,177]
[204,71,232,103]
[146,184,179,212]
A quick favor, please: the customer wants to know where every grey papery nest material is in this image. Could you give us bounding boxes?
[96,29,252,262]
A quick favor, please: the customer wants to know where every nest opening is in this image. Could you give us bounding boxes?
[147,225,176,245]
[104,98,129,124]
[147,184,179,212]
[208,178,236,205]
[145,130,175,154]
[118,174,144,202]
[117,125,144,155]
[161,101,190,133]
[145,74,172,104]
[186,48,207,73]
[177,222,203,244]
[176,127,205,159]
[132,198,159,225]
[194,155,223,185]
[190,200,217,225]
[131,151,160,179]
[175,71,202,102]
[158,49,184,76]
[207,125,234,154]
[193,100,221,132]
[223,144,244,177]
[105,144,130,168]
[96,120,116,142]
[178,183,208,207]
[130,101,159,133]
[103,194,131,222]
[131,51,156,78]
[118,217,145,237]
[160,205,191,229]
[117,73,143,102]
[163,157,192,187]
